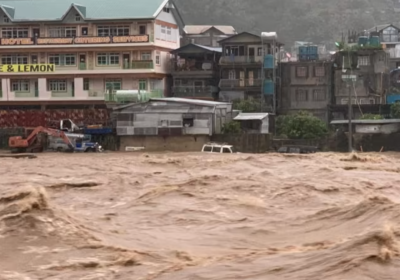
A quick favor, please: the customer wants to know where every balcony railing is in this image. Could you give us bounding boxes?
[173,86,217,97]
[0,90,2,97]
[219,79,263,88]
[51,92,74,98]
[123,60,154,69]
[15,92,37,98]
[171,60,216,72]
[219,56,262,64]
[79,62,86,70]
[88,90,105,97]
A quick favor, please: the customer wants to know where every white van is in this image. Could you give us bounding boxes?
[201,143,234,154]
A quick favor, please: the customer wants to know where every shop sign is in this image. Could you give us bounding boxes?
[0,35,149,46]
[2,64,55,72]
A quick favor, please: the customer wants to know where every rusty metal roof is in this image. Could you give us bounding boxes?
[184,25,236,35]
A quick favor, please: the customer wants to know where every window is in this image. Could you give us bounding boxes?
[83,78,89,91]
[296,66,308,77]
[155,52,160,65]
[382,26,399,42]
[163,7,170,13]
[1,27,29,38]
[48,27,76,38]
[222,148,231,153]
[139,25,146,35]
[296,89,308,102]
[258,47,263,56]
[81,27,88,36]
[141,52,151,60]
[228,70,236,79]
[96,53,120,65]
[105,79,122,91]
[1,54,28,65]
[139,79,147,91]
[48,54,76,66]
[224,46,245,56]
[166,26,171,38]
[213,147,221,153]
[97,26,129,36]
[358,56,370,66]
[75,13,81,22]
[313,89,326,101]
[48,79,67,92]
[314,66,325,77]
[3,16,9,23]
[11,79,29,92]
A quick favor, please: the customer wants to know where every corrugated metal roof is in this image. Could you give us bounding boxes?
[193,44,222,52]
[331,119,400,125]
[184,25,236,35]
[150,98,230,107]
[170,43,222,54]
[234,113,270,121]
[0,0,166,21]
[367,24,394,32]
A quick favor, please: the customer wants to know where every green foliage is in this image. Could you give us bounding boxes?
[222,121,241,134]
[276,111,328,139]
[232,98,261,113]
[390,103,400,119]
[360,114,383,120]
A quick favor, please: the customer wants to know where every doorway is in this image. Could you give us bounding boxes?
[123,53,130,69]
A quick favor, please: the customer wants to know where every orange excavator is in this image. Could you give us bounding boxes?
[9,126,74,153]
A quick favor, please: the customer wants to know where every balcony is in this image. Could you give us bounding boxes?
[386,48,400,59]
[219,79,263,88]
[219,56,263,65]
[173,86,217,97]
[51,92,74,98]
[171,60,215,76]
[123,60,154,69]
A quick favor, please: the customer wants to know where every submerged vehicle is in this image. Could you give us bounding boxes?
[277,145,317,154]
[201,143,235,153]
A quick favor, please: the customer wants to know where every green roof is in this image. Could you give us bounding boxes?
[0,0,168,21]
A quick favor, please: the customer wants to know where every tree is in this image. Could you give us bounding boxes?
[232,98,261,112]
[391,103,400,119]
[276,111,328,139]
[222,121,241,134]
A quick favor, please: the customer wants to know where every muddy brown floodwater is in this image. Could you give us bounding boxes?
[1,152,400,279]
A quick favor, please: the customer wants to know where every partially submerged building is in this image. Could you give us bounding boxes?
[233,112,274,134]
[114,97,232,136]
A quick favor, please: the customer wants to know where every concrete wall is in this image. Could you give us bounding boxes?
[119,135,210,151]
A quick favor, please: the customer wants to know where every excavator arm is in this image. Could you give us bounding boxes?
[9,126,74,153]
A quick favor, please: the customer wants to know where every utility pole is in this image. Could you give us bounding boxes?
[348,83,353,152]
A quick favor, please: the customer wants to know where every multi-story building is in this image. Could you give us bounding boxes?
[279,61,334,122]
[218,32,283,109]
[0,0,184,109]
[181,25,236,47]
[170,43,221,100]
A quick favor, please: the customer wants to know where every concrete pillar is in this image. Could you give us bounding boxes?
[74,77,86,99]
[38,78,51,100]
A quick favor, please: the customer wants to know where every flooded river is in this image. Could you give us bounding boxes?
[1,152,400,279]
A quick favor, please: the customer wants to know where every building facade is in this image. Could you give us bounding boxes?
[0,0,184,108]
[170,43,221,100]
[218,32,283,111]
[113,98,233,137]
[181,25,236,47]
[279,61,333,122]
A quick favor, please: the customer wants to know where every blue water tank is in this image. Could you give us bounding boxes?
[299,46,307,54]
[264,54,274,69]
[358,36,369,46]
[369,36,380,46]
[387,95,400,104]
[263,80,274,95]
